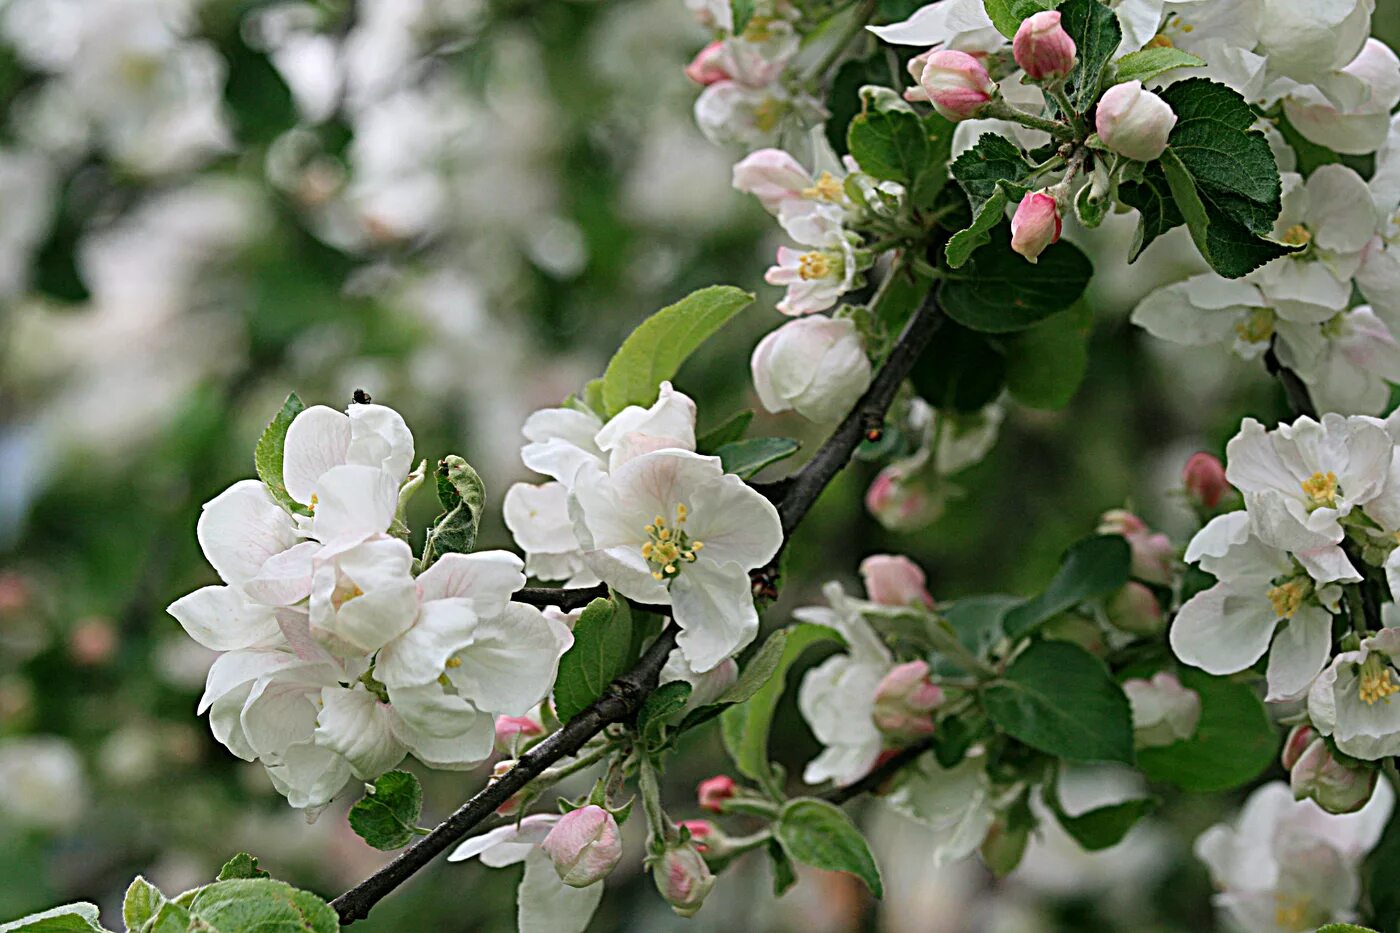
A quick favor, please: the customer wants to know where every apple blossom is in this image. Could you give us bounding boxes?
[866,0,1003,55]
[1281,38,1400,156]
[1195,780,1393,933]
[1009,190,1061,263]
[917,50,996,121]
[764,204,859,316]
[685,41,729,86]
[1122,672,1200,748]
[865,466,941,532]
[653,839,715,917]
[1308,627,1400,759]
[731,148,846,216]
[885,752,997,867]
[1095,81,1175,162]
[697,774,737,813]
[1097,509,1174,585]
[1255,0,1373,84]
[572,448,782,671]
[872,660,943,741]
[1012,12,1076,82]
[1105,582,1164,636]
[859,554,934,608]
[495,712,545,755]
[678,819,715,852]
[1289,736,1378,814]
[661,649,739,710]
[1172,511,1347,701]
[1183,451,1230,510]
[751,315,871,421]
[1282,725,1318,770]
[541,805,624,887]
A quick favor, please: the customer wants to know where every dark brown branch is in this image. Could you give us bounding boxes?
[334,292,944,923]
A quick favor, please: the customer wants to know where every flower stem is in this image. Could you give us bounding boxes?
[978,100,1074,140]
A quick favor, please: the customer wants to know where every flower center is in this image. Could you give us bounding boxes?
[1266,578,1310,619]
[798,251,834,280]
[1359,655,1400,705]
[753,98,784,133]
[1145,33,1173,48]
[331,578,365,610]
[642,505,703,582]
[1282,223,1312,248]
[1234,307,1275,345]
[802,172,844,202]
[1300,471,1339,509]
[1272,892,1312,931]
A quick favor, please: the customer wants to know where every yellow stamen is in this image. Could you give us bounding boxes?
[309,493,319,513]
[445,656,462,669]
[802,172,845,202]
[1266,580,1309,619]
[1360,660,1400,705]
[798,251,832,281]
[753,98,783,133]
[1145,33,1173,48]
[1282,223,1312,247]
[1301,471,1339,509]
[1273,893,1311,931]
[1234,307,1275,344]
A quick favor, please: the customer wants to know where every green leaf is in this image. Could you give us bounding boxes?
[825,56,886,158]
[0,904,109,932]
[982,640,1135,763]
[981,0,1060,39]
[1110,47,1206,86]
[943,594,1020,657]
[421,455,486,568]
[848,107,955,207]
[1317,926,1378,933]
[909,320,1006,412]
[145,902,193,933]
[945,186,1009,269]
[1002,535,1131,638]
[216,853,270,881]
[731,0,755,34]
[1135,667,1277,792]
[601,286,754,417]
[718,627,794,705]
[124,877,167,931]
[553,597,635,722]
[939,228,1093,333]
[721,624,842,792]
[185,879,339,933]
[697,410,754,452]
[1046,783,1156,850]
[950,134,1032,211]
[1059,0,1120,111]
[766,839,799,896]
[636,681,692,749]
[1003,300,1093,410]
[253,392,306,514]
[776,799,883,897]
[348,770,424,850]
[1364,807,1400,933]
[715,437,801,479]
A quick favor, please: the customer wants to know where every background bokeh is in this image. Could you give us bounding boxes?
[2,1,1398,930]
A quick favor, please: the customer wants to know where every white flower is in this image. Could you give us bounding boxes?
[1260,167,1377,284]
[751,315,872,422]
[1226,413,1391,555]
[884,752,997,867]
[866,0,1004,54]
[1279,38,1400,155]
[694,81,797,148]
[504,481,598,586]
[1274,306,1400,416]
[1195,779,1393,932]
[448,814,604,933]
[661,649,739,711]
[307,536,419,657]
[795,583,892,785]
[193,479,317,606]
[1358,113,1400,321]
[1254,0,1373,85]
[1309,627,1400,759]
[1172,512,1348,701]
[764,203,858,316]
[313,681,496,776]
[573,449,782,671]
[1123,672,1201,747]
[731,148,847,217]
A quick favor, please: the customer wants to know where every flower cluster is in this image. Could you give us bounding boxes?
[168,399,572,811]
[504,383,783,672]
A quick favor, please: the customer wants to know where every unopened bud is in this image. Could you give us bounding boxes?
[69,616,118,666]
[731,148,814,213]
[872,660,943,741]
[1281,724,1318,771]
[494,714,544,755]
[1013,11,1077,81]
[866,468,940,531]
[1105,582,1164,636]
[1290,737,1378,814]
[979,817,1029,877]
[1010,190,1061,263]
[653,841,715,917]
[540,805,623,887]
[685,41,731,86]
[1183,452,1229,510]
[1096,80,1176,162]
[752,316,872,424]
[678,819,715,852]
[1098,509,1173,585]
[918,50,997,121]
[697,775,737,813]
[1123,672,1201,748]
[859,554,934,608]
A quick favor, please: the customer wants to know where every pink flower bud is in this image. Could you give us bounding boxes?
[1013,11,1077,81]
[1281,724,1318,771]
[731,148,814,213]
[918,50,997,121]
[697,775,737,813]
[1096,80,1176,162]
[678,819,715,852]
[1097,509,1173,585]
[653,841,715,917]
[540,805,623,887]
[903,51,932,103]
[1009,190,1061,263]
[1182,452,1229,510]
[494,714,545,755]
[872,660,944,741]
[685,41,731,86]
[860,554,934,608]
[865,467,940,531]
[1105,582,1164,636]
[68,616,118,666]
[1290,737,1378,814]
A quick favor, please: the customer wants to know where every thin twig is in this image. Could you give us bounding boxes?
[333,290,945,923]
